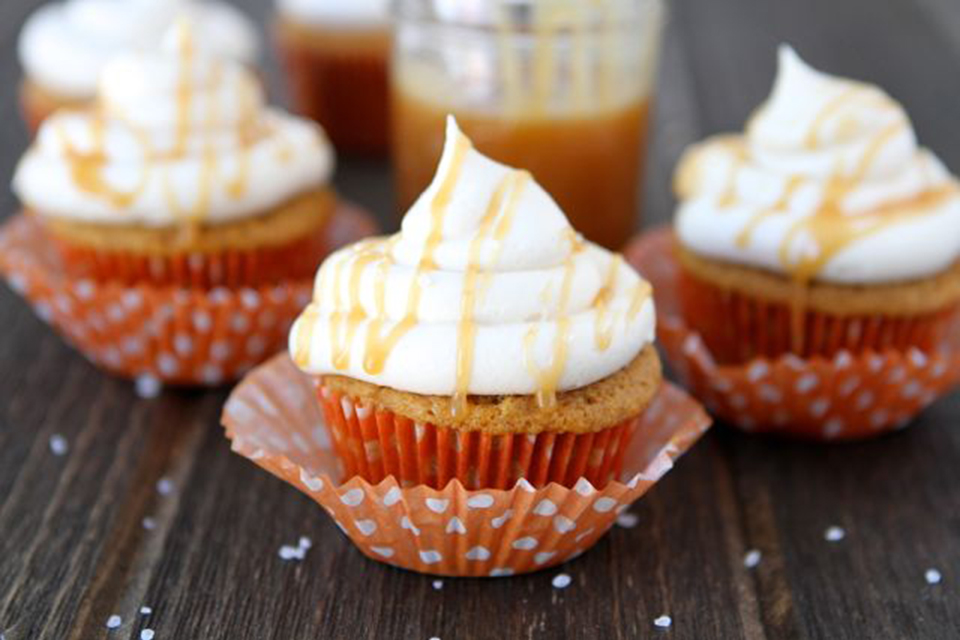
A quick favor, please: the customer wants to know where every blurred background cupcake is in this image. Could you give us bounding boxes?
[274,0,391,156]
[289,117,660,490]
[13,21,337,288]
[17,0,259,132]
[672,46,960,364]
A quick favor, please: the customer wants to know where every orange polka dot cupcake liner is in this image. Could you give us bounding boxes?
[49,229,331,289]
[676,263,959,364]
[222,354,712,577]
[0,205,376,386]
[625,228,960,441]
[317,385,637,491]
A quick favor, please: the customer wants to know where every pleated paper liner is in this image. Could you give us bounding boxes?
[222,354,712,577]
[318,385,637,490]
[50,227,330,289]
[676,254,959,364]
[0,203,377,386]
[625,227,960,440]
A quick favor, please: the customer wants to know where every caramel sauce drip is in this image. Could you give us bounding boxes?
[735,175,805,248]
[58,22,260,223]
[592,254,622,351]
[451,170,530,417]
[361,132,473,376]
[522,230,583,409]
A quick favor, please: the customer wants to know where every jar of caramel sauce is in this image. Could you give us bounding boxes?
[391,0,664,249]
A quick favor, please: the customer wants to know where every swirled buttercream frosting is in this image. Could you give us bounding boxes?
[290,117,655,409]
[14,21,334,227]
[675,45,960,284]
[19,0,259,99]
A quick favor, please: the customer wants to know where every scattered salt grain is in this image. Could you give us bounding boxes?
[654,615,672,629]
[552,573,572,589]
[278,544,306,561]
[106,614,122,629]
[156,477,174,496]
[140,606,152,615]
[824,526,845,542]
[743,549,762,569]
[925,568,942,585]
[49,434,68,456]
[135,375,162,399]
[616,512,639,529]
[298,536,312,550]
[142,517,157,531]
[141,629,155,640]
[432,580,443,590]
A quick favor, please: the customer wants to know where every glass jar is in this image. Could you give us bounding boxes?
[391,0,665,249]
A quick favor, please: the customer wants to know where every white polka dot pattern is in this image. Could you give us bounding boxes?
[222,354,713,577]
[0,216,311,386]
[626,229,960,441]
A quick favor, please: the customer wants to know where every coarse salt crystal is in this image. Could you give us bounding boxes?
[156,478,174,496]
[743,549,762,568]
[49,434,68,456]
[106,614,122,629]
[925,568,942,585]
[654,615,672,629]
[552,573,572,589]
[824,526,845,542]
[432,580,443,590]
[141,630,155,640]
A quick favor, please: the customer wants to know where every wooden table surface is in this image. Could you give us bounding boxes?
[2,0,960,638]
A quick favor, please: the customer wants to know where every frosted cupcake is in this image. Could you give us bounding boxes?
[274,0,390,155]
[18,0,259,132]
[673,46,960,364]
[13,22,336,289]
[290,117,660,489]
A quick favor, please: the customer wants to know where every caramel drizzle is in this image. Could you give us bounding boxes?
[735,175,805,248]
[593,254,622,351]
[59,22,259,223]
[451,170,530,416]
[522,230,583,409]
[361,132,473,375]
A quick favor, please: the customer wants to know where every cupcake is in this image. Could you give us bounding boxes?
[289,116,660,490]
[274,0,390,155]
[13,22,337,289]
[673,46,960,365]
[18,0,259,132]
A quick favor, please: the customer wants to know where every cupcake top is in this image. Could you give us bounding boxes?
[13,22,334,228]
[291,117,655,410]
[277,0,390,28]
[674,45,960,284]
[19,0,259,100]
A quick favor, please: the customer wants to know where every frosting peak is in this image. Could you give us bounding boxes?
[14,23,334,227]
[675,45,960,284]
[290,117,655,407]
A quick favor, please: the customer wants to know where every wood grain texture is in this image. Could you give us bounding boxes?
[0,0,959,638]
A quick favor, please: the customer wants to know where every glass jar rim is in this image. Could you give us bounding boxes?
[392,0,665,31]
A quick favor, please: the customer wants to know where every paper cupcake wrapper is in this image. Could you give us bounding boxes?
[676,257,959,364]
[50,226,330,289]
[0,205,376,385]
[222,354,712,577]
[275,26,389,155]
[318,384,638,490]
[625,228,960,440]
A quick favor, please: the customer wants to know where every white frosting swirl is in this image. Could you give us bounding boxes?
[675,45,960,284]
[277,0,390,28]
[14,23,334,228]
[19,0,259,99]
[290,117,655,399]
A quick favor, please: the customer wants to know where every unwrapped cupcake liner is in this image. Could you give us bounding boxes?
[677,260,959,364]
[318,384,637,490]
[50,227,330,289]
[222,354,712,577]
[0,205,376,386]
[625,228,960,440]
[275,25,389,155]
